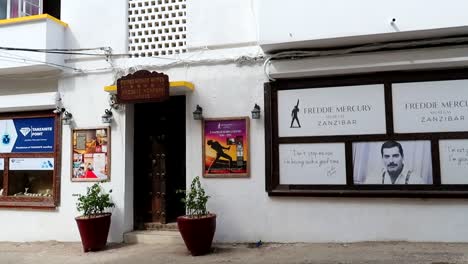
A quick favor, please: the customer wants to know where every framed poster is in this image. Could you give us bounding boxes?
[277,84,386,137]
[279,143,346,184]
[71,127,110,182]
[203,117,249,178]
[353,140,433,185]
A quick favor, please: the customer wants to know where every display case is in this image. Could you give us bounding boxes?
[0,111,60,208]
[265,69,468,197]
[7,158,54,197]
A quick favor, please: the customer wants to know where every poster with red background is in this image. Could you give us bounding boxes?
[203,117,249,177]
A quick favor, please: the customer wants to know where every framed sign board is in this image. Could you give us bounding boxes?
[117,70,169,104]
[203,117,249,178]
[277,84,386,137]
[439,139,468,184]
[393,80,468,133]
[71,127,110,182]
[279,143,347,185]
[265,69,468,198]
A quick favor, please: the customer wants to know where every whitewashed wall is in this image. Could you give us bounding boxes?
[178,62,468,243]
[258,0,468,52]
[186,0,257,49]
[0,71,131,242]
[61,0,128,54]
[0,19,65,73]
[3,60,468,243]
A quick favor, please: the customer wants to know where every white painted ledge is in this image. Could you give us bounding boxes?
[0,92,57,112]
[269,45,468,79]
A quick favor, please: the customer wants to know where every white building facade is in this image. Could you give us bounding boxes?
[0,0,468,243]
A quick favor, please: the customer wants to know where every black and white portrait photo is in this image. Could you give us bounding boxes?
[353,140,433,184]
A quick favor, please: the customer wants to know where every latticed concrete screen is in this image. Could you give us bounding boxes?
[128,0,187,57]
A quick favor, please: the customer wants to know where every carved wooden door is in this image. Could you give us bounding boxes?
[148,134,167,224]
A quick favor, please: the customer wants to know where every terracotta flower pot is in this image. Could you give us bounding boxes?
[75,213,111,252]
[177,214,216,256]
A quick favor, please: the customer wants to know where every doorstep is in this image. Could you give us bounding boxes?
[124,230,184,245]
[144,222,178,231]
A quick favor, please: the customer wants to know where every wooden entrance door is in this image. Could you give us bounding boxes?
[148,134,167,223]
[134,96,186,228]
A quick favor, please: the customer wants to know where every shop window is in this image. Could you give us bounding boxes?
[0,111,60,208]
[0,0,60,20]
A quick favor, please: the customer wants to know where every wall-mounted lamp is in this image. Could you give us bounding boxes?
[62,111,73,125]
[52,106,64,114]
[193,105,203,120]
[251,104,261,119]
[101,109,113,124]
[53,107,73,125]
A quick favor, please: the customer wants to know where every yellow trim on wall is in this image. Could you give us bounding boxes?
[0,14,68,27]
[104,81,195,93]
[170,81,195,91]
[104,85,117,93]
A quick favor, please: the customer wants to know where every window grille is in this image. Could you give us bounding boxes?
[128,0,187,57]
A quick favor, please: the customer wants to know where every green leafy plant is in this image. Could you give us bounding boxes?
[177,176,210,218]
[75,183,115,217]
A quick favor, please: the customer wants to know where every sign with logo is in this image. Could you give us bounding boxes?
[393,79,468,133]
[277,84,387,137]
[0,117,55,153]
[117,70,169,103]
[9,158,54,170]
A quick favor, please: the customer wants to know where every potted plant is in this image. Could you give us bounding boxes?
[74,183,115,252]
[177,176,216,256]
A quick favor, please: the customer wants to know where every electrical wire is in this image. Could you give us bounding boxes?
[0,44,266,80]
[0,46,110,56]
[0,53,83,72]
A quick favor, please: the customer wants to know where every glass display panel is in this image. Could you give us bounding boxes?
[7,158,54,197]
[8,170,53,197]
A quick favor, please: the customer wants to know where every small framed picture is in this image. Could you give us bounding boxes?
[71,127,110,182]
[203,117,249,178]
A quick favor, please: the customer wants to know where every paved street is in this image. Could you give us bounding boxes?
[1,241,468,264]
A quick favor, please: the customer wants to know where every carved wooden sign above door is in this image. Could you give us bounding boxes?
[117,70,169,103]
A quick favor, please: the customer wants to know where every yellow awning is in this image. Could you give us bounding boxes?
[104,81,194,95]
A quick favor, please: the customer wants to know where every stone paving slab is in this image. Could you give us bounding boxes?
[1,241,468,264]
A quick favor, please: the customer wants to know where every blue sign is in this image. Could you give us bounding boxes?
[0,117,55,153]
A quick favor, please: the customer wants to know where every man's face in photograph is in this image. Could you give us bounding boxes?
[382,146,404,174]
